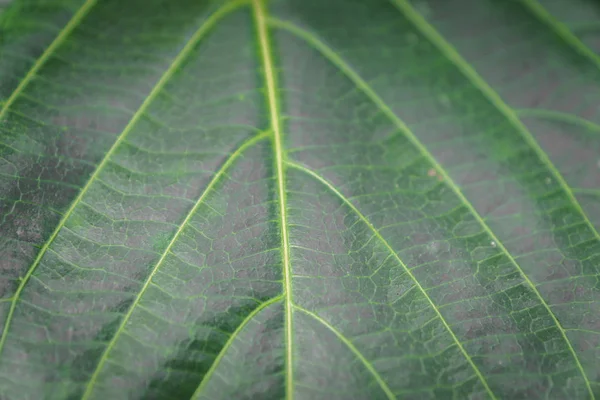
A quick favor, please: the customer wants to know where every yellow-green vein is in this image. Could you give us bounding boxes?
[0,0,97,121]
[273,5,596,398]
[519,0,600,70]
[0,0,247,360]
[391,0,600,242]
[0,0,248,387]
[285,160,494,399]
[0,0,120,358]
[252,2,294,399]
[81,129,269,399]
[191,295,284,399]
[517,108,600,133]
[271,18,497,396]
[390,2,597,396]
[293,304,396,400]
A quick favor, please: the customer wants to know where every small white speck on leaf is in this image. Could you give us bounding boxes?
[490,241,497,248]
[545,177,551,185]
[427,241,440,254]
[427,168,443,181]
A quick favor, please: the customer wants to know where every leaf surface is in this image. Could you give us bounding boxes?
[1,0,600,399]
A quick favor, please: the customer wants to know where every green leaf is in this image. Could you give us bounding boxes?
[1,0,600,398]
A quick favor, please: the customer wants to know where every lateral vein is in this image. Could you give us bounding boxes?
[390,0,600,243]
[270,17,495,397]
[517,108,600,133]
[0,0,98,121]
[252,1,294,399]
[287,161,494,400]
[390,1,596,397]
[0,0,102,359]
[5,0,253,394]
[519,0,600,71]
[191,295,284,399]
[0,4,248,362]
[81,129,269,399]
[293,305,396,400]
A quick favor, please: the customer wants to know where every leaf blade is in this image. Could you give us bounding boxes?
[2,0,600,398]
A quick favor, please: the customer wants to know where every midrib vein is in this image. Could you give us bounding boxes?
[287,161,489,400]
[252,1,294,399]
[81,129,269,399]
[520,0,600,71]
[293,304,396,400]
[0,0,97,121]
[391,1,595,397]
[275,7,599,397]
[270,17,495,398]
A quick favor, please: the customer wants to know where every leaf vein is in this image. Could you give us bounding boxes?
[80,127,268,398]
[0,0,250,366]
[287,160,494,400]
[293,305,396,400]
[519,0,600,71]
[252,1,294,399]
[517,108,600,133]
[0,0,98,121]
[390,2,598,396]
[190,295,284,399]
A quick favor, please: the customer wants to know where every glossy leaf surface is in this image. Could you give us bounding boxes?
[1,0,600,399]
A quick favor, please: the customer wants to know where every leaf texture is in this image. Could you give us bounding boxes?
[1,0,600,399]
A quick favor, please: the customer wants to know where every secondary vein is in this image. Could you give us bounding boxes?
[390,0,600,244]
[0,0,98,121]
[0,2,247,363]
[81,129,269,399]
[293,305,396,400]
[0,0,102,359]
[252,1,294,399]
[3,0,250,392]
[519,0,600,71]
[517,108,600,133]
[269,17,496,397]
[391,1,596,397]
[287,161,494,400]
[191,295,284,399]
